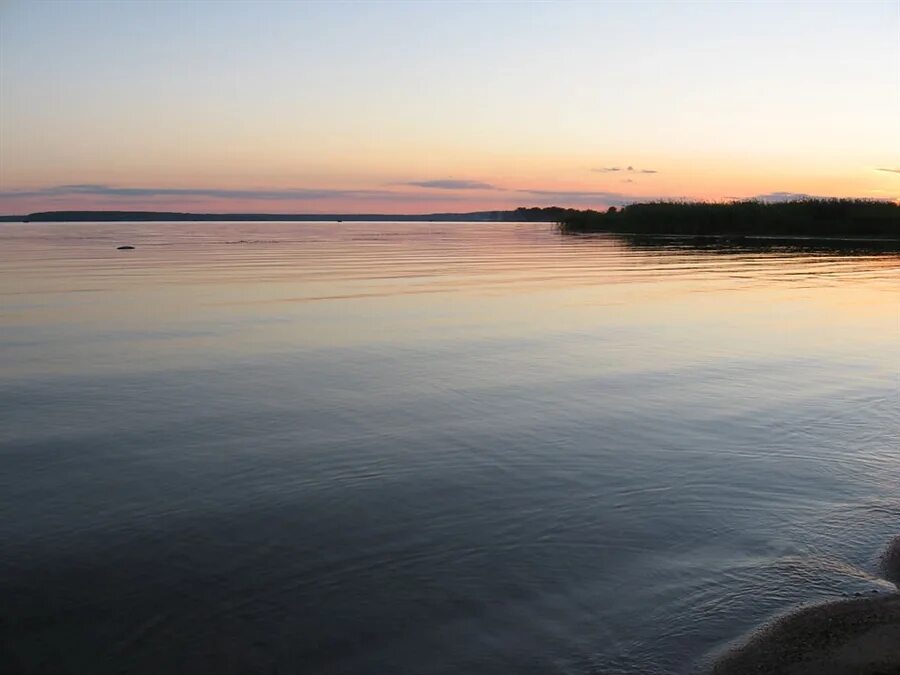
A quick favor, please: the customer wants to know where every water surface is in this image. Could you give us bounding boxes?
[1,221,898,674]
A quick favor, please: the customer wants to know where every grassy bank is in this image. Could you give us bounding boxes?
[558,199,899,238]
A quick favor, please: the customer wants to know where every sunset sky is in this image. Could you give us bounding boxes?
[1,0,898,214]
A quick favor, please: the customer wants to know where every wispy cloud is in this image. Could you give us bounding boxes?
[592,165,658,174]
[0,184,448,201]
[4,181,505,202]
[402,179,498,190]
[875,167,900,174]
[517,189,648,207]
[1,182,657,210]
[1,184,406,201]
[749,191,815,202]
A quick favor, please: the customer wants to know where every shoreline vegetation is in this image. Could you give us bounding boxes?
[557,199,899,239]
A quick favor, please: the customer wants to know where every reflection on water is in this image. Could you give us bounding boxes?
[1,221,898,674]
[607,232,900,255]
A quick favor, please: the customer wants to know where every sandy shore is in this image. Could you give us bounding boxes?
[709,592,900,674]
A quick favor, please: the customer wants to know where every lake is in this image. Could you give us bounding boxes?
[1,221,898,674]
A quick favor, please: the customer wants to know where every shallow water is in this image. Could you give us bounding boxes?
[1,221,898,674]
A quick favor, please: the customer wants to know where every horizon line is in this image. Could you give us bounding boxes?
[4,195,898,220]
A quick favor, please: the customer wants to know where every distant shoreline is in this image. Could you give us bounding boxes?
[4,202,898,244]
[5,199,899,231]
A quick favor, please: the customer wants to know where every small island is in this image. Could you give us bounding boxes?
[557,199,899,239]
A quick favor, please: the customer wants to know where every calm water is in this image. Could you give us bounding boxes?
[1,221,898,675]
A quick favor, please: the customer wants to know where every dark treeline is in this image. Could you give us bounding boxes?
[559,199,899,238]
[11,208,568,223]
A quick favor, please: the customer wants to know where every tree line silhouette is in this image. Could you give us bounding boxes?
[556,199,899,238]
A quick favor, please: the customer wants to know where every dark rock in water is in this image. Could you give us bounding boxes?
[881,536,900,584]
[117,245,135,250]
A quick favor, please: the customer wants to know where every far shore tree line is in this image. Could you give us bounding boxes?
[550,199,899,238]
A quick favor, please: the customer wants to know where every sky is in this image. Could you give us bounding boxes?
[1,0,898,214]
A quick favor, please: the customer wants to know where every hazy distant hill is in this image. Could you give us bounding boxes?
[5,208,572,223]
